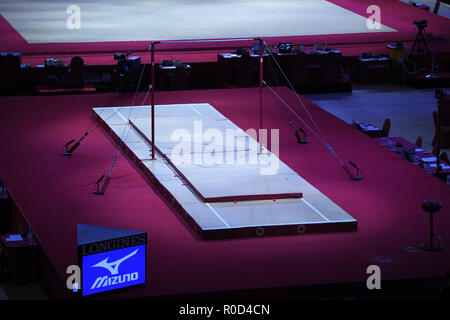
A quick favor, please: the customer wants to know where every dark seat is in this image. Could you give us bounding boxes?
[305,53,323,83]
[432,111,450,149]
[440,151,449,164]
[67,56,85,88]
[433,0,441,14]
[320,52,341,83]
[288,52,308,85]
[415,136,423,148]
[382,118,391,137]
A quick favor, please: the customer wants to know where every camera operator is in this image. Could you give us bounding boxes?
[390,40,417,85]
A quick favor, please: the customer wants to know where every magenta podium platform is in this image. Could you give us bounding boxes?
[93,103,357,239]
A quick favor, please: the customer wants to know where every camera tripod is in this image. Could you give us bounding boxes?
[411,25,430,55]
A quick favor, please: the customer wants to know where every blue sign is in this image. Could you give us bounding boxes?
[82,244,146,296]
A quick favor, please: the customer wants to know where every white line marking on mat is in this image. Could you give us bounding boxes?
[206,203,230,228]
[202,219,356,230]
[302,198,330,222]
[113,107,129,123]
[190,105,203,116]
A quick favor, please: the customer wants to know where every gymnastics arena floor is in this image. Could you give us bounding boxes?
[0,0,449,65]
[0,87,449,298]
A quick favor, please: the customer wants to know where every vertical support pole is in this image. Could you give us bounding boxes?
[430,212,434,247]
[151,42,156,160]
[435,100,441,176]
[259,38,264,155]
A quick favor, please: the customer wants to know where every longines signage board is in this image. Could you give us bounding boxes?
[77,224,147,296]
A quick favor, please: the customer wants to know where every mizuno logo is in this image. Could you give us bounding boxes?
[91,249,138,275]
[90,272,139,290]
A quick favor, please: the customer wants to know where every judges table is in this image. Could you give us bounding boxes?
[217,50,342,88]
[157,64,191,91]
[276,50,341,85]
[0,191,10,235]
[351,121,386,138]
[374,136,450,179]
[410,72,450,89]
[0,234,39,285]
[217,53,271,88]
[357,57,390,84]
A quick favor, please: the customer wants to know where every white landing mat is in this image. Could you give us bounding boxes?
[93,103,357,239]
[0,0,396,43]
